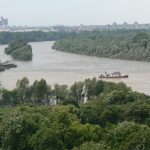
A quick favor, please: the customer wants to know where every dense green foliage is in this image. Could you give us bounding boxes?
[0,77,132,106]
[1,78,150,149]
[0,31,76,44]
[5,40,32,60]
[53,30,150,61]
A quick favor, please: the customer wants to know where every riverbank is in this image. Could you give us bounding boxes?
[53,31,150,62]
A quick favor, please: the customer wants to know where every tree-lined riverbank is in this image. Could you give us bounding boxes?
[0,31,76,44]
[53,30,150,61]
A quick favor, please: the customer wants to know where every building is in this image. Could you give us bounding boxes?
[0,16,8,26]
[0,16,9,31]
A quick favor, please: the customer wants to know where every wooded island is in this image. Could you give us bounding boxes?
[5,40,32,60]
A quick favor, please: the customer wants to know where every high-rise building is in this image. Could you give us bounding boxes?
[0,16,8,26]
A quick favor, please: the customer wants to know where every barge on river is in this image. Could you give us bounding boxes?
[99,71,128,79]
[0,61,17,72]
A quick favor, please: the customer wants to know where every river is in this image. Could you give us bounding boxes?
[0,41,150,95]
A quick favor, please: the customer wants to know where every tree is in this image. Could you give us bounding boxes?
[53,84,68,104]
[16,77,31,104]
[73,141,110,150]
[69,81,84,103]
[107,122,150,150]
[0,111,25,150]
[84,78,97,100]
[31,128,65,150]
[95,80,105,96]
[133,32,149,43]
[5,39,32,60]
[32,79,48,104]
[53,30,150,61]
[1,89,18,105]
[64,121,103,149]
[123,100,150,124]
[104,90,127,105]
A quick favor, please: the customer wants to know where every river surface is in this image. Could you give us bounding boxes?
[0,41,150,95]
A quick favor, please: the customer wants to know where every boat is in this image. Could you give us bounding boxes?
[0,60,17,72]
[99,71,129,79]
[0,61,17,69]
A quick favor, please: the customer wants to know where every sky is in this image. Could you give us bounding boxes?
[0,0,150,26]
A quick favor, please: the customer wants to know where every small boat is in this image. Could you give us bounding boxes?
[0,60,17,72]
[1,61,17,69]
[99,71,128,79]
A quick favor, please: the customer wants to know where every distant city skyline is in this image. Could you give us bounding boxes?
[0,0,150,26]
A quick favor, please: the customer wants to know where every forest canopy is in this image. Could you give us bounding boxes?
[0,31,76,44]
[53,30,150,61]
[1,78,150,149]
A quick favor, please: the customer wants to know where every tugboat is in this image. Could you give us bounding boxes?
[99,71,128,79]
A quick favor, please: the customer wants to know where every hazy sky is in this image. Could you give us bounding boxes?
[0,0,150,26]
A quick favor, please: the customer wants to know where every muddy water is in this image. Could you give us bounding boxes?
[0,41,150,95]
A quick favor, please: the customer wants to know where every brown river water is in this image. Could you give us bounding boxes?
[0,41,150,95]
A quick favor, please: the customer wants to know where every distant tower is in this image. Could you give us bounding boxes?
[0,16,8,26]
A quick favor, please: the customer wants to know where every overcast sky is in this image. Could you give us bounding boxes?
[0,0,150,26]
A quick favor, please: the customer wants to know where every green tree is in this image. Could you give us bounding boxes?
[32,79,48,104]
[5,39,32,60]
[53,84,68,103]
[107,122,150,150]
[16,77,31,104]
[70,81,84,103]
[64,121,103,149]
[73,141,110,150]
